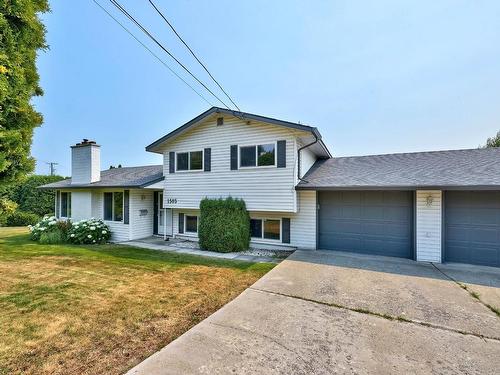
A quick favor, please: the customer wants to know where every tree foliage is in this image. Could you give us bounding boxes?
[1,174,63,216]
[483,130,500,148]
[0,0,50,185]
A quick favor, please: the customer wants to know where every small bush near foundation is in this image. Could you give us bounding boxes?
[199,197,250,253]
[39,230,64,244]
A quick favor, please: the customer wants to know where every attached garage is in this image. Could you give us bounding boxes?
[318,191,414,259]
[445,191,500,267]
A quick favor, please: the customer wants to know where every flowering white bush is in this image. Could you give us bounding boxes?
[67,218,111,244]
[28,215,59,241]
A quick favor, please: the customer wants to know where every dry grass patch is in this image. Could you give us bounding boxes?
[0,227,274,375]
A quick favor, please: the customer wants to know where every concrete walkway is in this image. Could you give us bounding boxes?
[127,250,500,374]
[121,239,282,263]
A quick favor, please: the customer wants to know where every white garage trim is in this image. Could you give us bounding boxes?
[416,190,442,263]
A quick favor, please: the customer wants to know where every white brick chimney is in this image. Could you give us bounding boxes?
[71,139,101,184]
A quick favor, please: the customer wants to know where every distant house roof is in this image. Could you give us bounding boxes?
[39,165,163,189]
[297,148,500,190]
[146,106,331,157]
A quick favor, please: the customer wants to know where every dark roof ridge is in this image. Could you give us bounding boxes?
[331,147,498,160]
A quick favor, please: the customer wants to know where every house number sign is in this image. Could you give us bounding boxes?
[166,198,178,204]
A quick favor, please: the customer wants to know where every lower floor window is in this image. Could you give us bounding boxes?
[104,192,124,221]
[185,215,198,233]
[250,218,281,240]
[60,192,71,218]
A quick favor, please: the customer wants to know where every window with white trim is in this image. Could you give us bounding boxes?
[60,192,71,218]
[176,151,203,171]
[104,192,123,222]
[239,143,275,168]
[185,215,198,233]
[250,218,280,240]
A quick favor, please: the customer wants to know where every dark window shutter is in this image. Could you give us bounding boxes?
[153,192,158,235]
[282,218,290,243]
[169,152,175,173]
[104,192,113,221]
[230,145,238,170]
[55,191,60,218]
[123,190,130,224]
[277,140,286,168]
[204,148,211,172]
[178,213,184,234]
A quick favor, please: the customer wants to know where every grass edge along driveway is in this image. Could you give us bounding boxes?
[0,227,274,375]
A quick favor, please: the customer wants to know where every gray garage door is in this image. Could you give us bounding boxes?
[318,191,413,258]
[445,191,500,267]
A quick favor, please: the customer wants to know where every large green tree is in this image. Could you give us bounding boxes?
[483,130,500,148]
[0,0,49,185]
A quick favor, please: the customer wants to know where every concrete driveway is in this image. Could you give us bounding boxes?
[127,251,500,375]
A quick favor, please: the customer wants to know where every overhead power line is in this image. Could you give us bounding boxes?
[92,0,213,106]
[148,0,241,112]
[108,0,231,110]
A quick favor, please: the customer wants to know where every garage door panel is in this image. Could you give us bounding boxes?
[340,191,362,204]
[446,226,468,241]
[319,191,413,258]
[471,228,498,243]
[341,206,363,218]
[445,191,500,267]
[472,247,499,266]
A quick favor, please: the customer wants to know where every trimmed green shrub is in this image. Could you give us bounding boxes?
[5,211,40,226]
[67,218,111,244]
[199,197,250,253]
[39,230,64,244]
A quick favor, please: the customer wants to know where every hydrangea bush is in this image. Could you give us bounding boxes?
[28,216,111,244]
[28,216,59,241]
[67,218,111,244]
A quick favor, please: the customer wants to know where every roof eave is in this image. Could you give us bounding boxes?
[145,107,331,156]
[295,184,500,191]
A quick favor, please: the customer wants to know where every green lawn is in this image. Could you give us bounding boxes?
[0,227,274,375]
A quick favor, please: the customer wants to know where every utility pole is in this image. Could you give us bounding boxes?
[46,162,58,176]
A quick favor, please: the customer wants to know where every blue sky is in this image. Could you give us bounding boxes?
[33,0,500,176]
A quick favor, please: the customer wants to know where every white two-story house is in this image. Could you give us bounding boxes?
[41,107,500,268]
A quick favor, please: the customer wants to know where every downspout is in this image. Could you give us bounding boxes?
[297,131,319,184]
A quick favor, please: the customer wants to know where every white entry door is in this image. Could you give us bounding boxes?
[158,193,173,236]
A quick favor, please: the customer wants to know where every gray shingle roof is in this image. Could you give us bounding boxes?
[297,148,500,190]
[39,165,163,189]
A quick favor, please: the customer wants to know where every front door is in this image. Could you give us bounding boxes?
[158,193,173,236]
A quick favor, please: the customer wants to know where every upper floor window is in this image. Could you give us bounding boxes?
[176,151,203,171]
[104,192,123,221]
[61,192,71,218]
[239,143,275,168]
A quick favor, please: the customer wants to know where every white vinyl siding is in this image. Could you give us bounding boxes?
[130,190,154,240]
[160,116,310,212]
[93,189,157,241]
[416,190,442,263]
[171,191,316,249]
[300,146,317,178]
[90,190,130,242]
[69,191,92,221]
